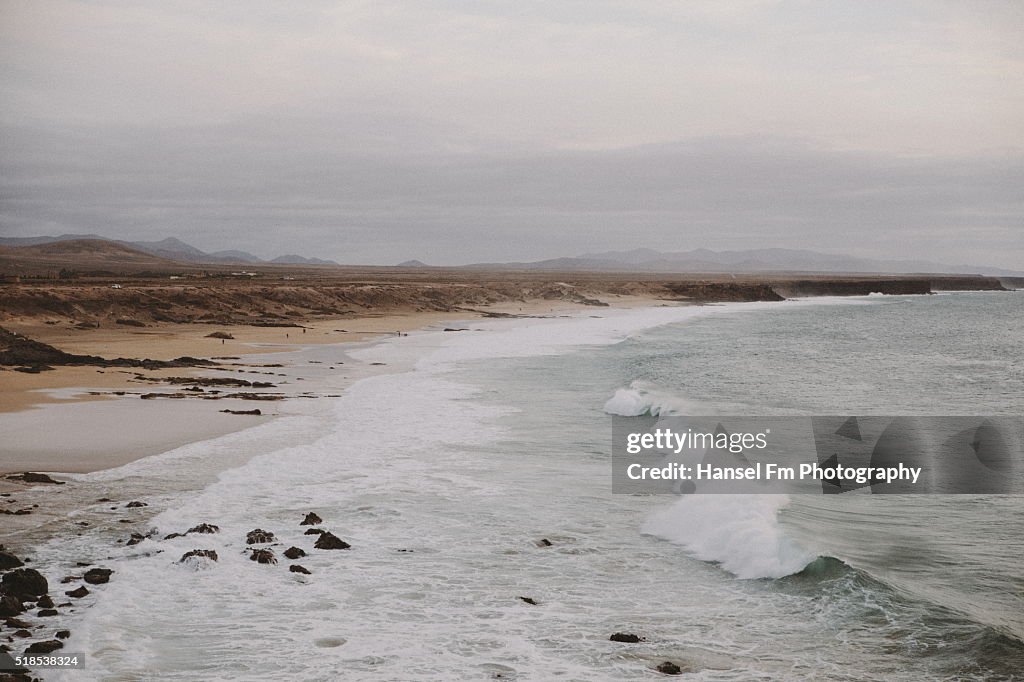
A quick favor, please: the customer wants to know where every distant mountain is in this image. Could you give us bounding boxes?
[0,234,337,267]
[396,259,428,267]
[0,233,109,248]
[270,254,340,266]
[466,247,1022,276]
[0,238,186,273]
[125,237,211,263]
[208,250,263,263]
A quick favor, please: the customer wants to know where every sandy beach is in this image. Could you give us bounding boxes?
[0,296,662,482]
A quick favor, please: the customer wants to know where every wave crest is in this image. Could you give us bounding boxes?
[642,495,816,579]
[603,383,691,416]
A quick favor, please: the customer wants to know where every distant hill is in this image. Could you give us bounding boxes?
[270,254,340,266]
[0,238,186,274]
[396,260,428,267]
[0,234,338,266]
[466,247,1022,276]
[208,249,263,263]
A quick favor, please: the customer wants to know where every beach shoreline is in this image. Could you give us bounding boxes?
[0,296,677,615]
[1,296,729,680]
[0,296,665,484]
[2,291,1022,680]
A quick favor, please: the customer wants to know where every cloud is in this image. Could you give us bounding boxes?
[0,1,1021,267]
[2,121,1020,267]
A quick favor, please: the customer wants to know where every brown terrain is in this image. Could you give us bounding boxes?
[0,238,1013,393]
[0,238,1011,325]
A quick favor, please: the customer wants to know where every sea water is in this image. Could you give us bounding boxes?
[24,292,1024,680]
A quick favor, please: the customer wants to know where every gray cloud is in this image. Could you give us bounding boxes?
[1,1,1022,267]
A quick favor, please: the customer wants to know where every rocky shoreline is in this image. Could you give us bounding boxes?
[0,502,359,681]
[1,493,698,680]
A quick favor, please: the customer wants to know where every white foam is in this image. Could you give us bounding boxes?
[642,495,816,579]
[602,382,696,416]
[38,300,843,680]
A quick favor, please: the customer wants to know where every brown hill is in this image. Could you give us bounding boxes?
[0,238,187,276]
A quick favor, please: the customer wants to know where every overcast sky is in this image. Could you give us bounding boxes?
[1,0,1022,267]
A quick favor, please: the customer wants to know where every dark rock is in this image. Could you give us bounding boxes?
[65,586,89,599]
[25,639,63,654]
[97,497,112,502]
[6,472,63,485]
[220,409,261,415]
[126,533,146,546]
[74,562,90,567]
[36,595,53,609]
[609,632,642,643]
[518,596,538,605]
[59,576,80,584]
[246,529,275,544]
[249,549,276,565]
[1,569,48,600]
[314,532,351,550]
[11,630,31,638]
[125,501,147,508]
[0,328,218,372]
[288,564,311,575]
[300,512,322,526]
[205,331,234,339]
[82,568,113,585]
[283,547,305,560]
[12,364,50,373]
[4,618,31,629]
[656,661,683,675]
[179,550,218,563]
[55,630,70,640]
[0,594,24,618]
[0,552,23,570]
[303,528,325,535]
[536,538,553,547]
[186,524,219,535]
[37,609,58,617]
[162,533,184,540]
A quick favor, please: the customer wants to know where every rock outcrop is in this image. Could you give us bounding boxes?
[246,529,275,544]
[1,569,48,601]
[313,532,351,550]
[82,568,113,585]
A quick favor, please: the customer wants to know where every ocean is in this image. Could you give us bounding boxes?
[21,291,1024,680]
